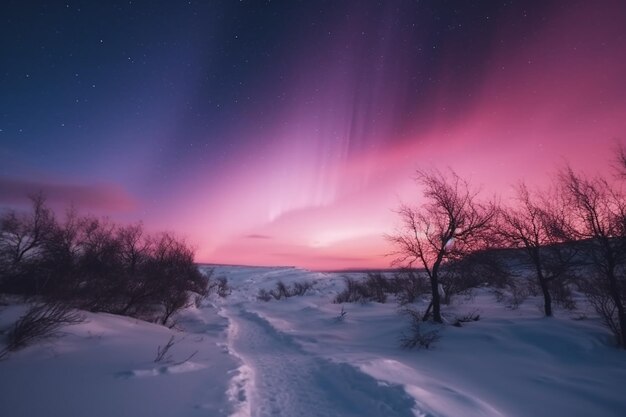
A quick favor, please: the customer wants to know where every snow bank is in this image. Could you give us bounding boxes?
[1,265,625,417]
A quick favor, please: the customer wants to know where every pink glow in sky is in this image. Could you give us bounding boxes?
[3,1,625,270]
[163,2,623,270]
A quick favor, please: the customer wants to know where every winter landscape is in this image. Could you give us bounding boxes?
[1,265,626,417]
[2,1,626,417]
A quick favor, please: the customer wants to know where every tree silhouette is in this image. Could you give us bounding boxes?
[388,169,496,323]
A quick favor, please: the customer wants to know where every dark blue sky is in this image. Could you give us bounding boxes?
[2,1,624,268]
[1,1,547,186]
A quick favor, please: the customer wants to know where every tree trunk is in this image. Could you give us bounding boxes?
[422,301,433,321]
[430,254,444,323]
[161,308,174,326]
[616,305,626,349]
[431,273,442,323]
[607,270,626,348]
[539,278,553,317]
[602,242,626,348]
[530,249,553,317]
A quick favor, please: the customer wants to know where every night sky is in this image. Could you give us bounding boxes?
[1,1,625,269]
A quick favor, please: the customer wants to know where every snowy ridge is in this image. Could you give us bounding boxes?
[1,265,626,417]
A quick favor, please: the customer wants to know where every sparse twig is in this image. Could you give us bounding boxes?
[0,302,84,360]
[173,350,198,366]
[154,335,175,363]
[335,306,347,322]
[154,335,197,365]
[398,307,441,349]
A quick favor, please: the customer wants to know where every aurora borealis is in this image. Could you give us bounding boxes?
[1,1,625,269]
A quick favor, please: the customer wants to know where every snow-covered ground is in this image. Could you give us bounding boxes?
[1,265,625,417]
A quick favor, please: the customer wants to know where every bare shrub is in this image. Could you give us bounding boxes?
[578,274,624,344]
[333,274,390,304]
[398,308,440,349]
[0,194,56,295]
[550,279,577,310]
[154,335,198,365]
[439,264,481,305]
[363,273,389,303]
[274,281,290,299]
[334,277,366,304]
[0,197,209,327]
[159,291,189,327]
[335,306,347,322]
[389,269,428,305]
[560,167,626,347]
[334,271,428,305]
[291,281,313,296]
[193,269,215,307]
[505,282,530,310]
[452,310,481,327]
[498,183,578,317]
[0,302,84,358]
[260,280,314,301]
[146,233,208,326]
[216,277,231,298]
[257,288,272,302]
[154,335,176,363]
[442,249,514,305]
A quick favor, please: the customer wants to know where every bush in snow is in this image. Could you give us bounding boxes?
[389,269,429,305]
[333,271,430,305]
[334,306,348,322]
[0,194,56,296]
[258,280,314,301]
[398,307,440,349]
[0,302,84,359]
[215,277,231,298]
[497,183,579,317]
[578,273,625,346]
[452,310,481,327]
[0,196,210,326]
[559,167,626,348]
[493,280,532,310]
[154,335,197,364]
[273,281,290,299]
[334,277,365,304]
[333,274,388,304]
[257,288,273,302]
[440,249,515,306]
[290,280,314,296]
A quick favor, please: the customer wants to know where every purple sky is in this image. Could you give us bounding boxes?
[1,1,625,269]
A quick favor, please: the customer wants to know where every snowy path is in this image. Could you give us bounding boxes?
[3,265,626,417]
[223,304,419,417]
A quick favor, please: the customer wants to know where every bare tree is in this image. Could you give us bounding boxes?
[0,194,56,294]
[0,194,55,267]
[387,169,497,323]
[117,223,150,275]
[498,184,576,317]
[35,207,83,296]
[148,233,207,325]
[616,143,626,179]
[441,248,513,304]
[560,167,626,347]
[0,195,208,326]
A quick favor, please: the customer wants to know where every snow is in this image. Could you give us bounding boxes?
[1,265,626,417]
[0,301,238,417]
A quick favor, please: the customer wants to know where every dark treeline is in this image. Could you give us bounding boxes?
[0,196,211,326]
[383,147,626,348]
[2,149,626,350]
